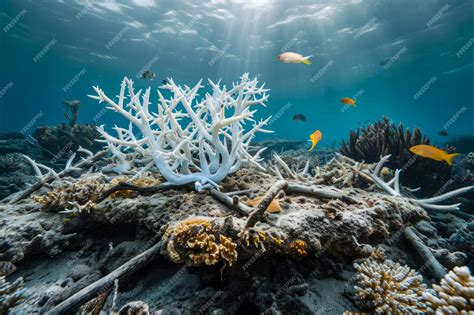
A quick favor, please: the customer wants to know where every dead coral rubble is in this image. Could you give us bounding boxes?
[1,151,472,314]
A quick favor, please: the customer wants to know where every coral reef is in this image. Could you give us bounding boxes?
[340,117,454,195]
[33,123,102,157]
[444,135,474,154]
[0,276,26,314]
[423,266,473,314]
[89,73,271,190]
[62,100,81,128]
[353,249,427,314]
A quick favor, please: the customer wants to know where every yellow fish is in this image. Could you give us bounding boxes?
[341,97,356,106]
[277,52,313,65]
[308,130,322,152]
[246,196,282,213]
[409,144,459,166]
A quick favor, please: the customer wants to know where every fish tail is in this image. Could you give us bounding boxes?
[308,140,316,152]
[303,55,313,65]
[444,153,460,166]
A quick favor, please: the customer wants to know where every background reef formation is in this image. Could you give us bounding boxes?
[340,117,457,196]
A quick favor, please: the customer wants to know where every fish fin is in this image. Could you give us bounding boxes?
[444,153,460,166]
[303,55,313,65]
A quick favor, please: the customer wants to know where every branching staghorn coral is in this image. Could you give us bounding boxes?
[423,266,474,314]
[353,250,427,314]
[89,73,272,191]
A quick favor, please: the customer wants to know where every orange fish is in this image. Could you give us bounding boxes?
[341,97,356,106]
[308,130,322,152]
[246,196,282,213]
[409,145,459,166]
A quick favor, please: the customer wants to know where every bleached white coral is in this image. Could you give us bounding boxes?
[89,73,272,191]
[354,256,427,314]
[423,266,474,314]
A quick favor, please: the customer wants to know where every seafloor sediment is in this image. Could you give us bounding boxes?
[0,144,472,314]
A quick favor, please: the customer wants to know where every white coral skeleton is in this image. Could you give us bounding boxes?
[88,73,272,191]
[363,154,473,211]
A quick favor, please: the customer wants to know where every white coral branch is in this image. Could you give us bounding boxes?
[364,154,473,211]
[90,73,271,190]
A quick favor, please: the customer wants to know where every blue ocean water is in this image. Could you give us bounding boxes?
[1,0,473,148]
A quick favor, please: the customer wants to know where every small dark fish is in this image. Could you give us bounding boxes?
[162,79,168,85]
[438,130,448,136]
[0,261,16,277]
[293,114,306,122]
[142,70,155,80]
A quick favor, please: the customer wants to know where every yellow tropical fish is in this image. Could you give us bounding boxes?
[409,144,459,166]
[308,130,322,152]
[341,97,356,106]
[277,52,313,65]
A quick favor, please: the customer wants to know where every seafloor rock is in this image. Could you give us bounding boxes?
[33,124,102,157]
[340,117,455,196]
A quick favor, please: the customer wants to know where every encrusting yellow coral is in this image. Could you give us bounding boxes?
[423,265,473,314]
[353,251,427,314]
[287,240,307,257]
[187,230,220,266]
[219,235,238,266]
[164,218,237,266]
